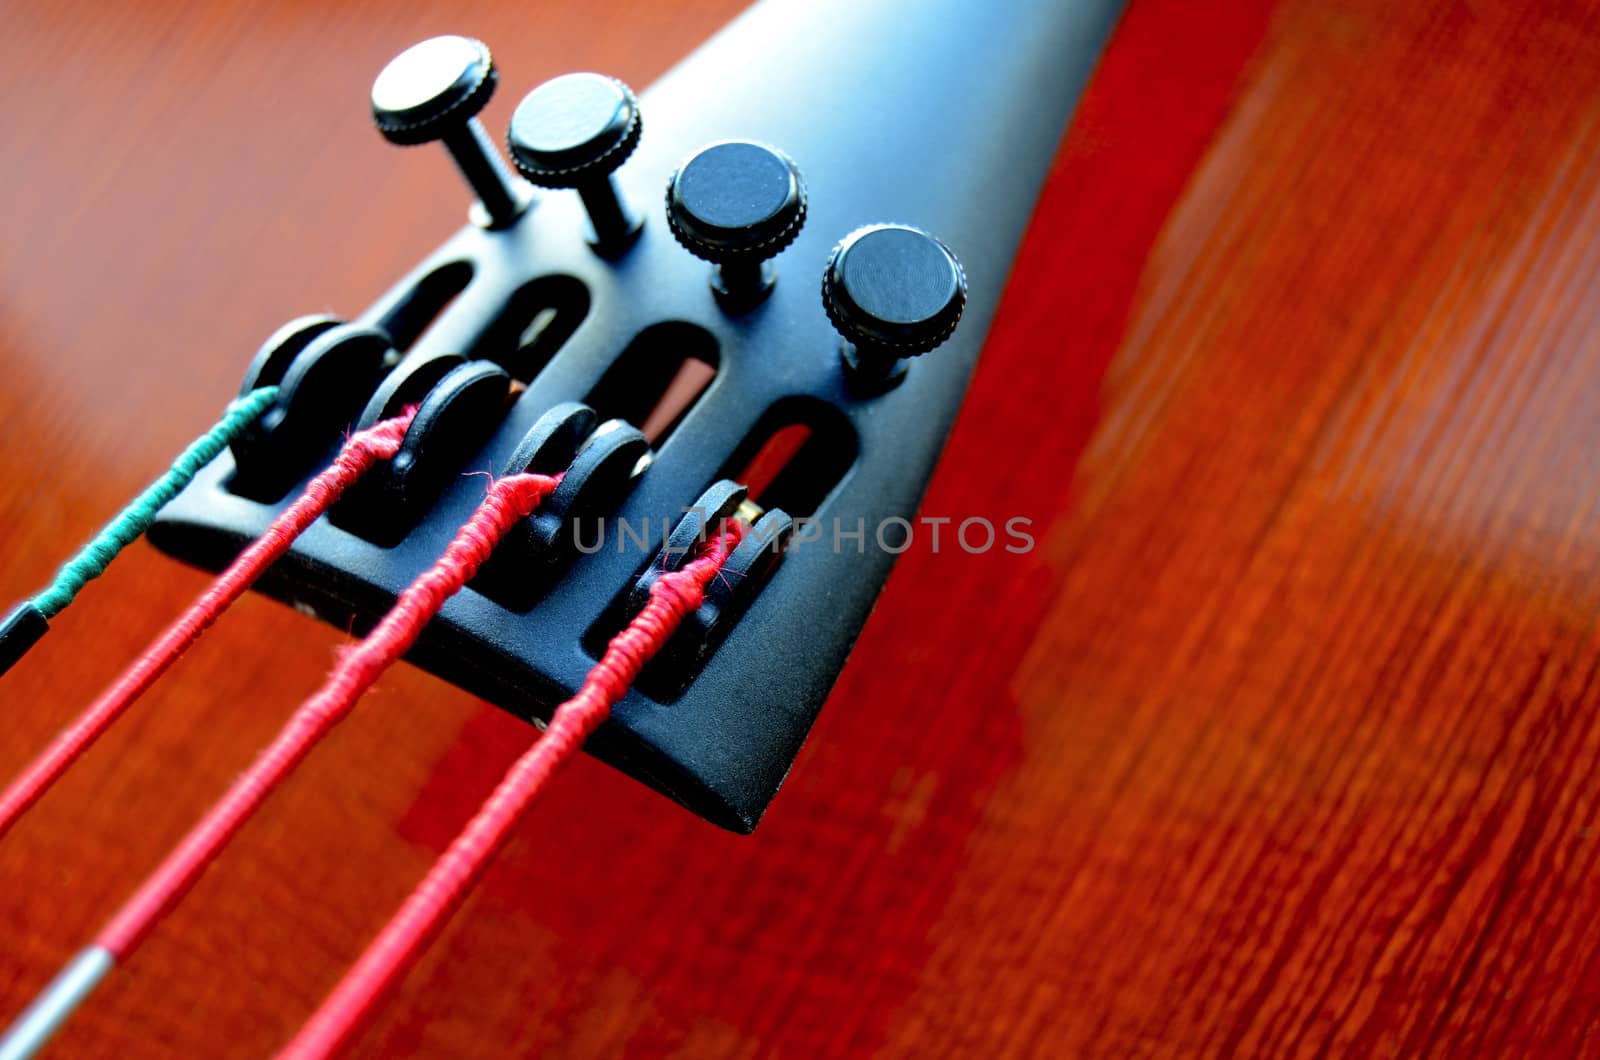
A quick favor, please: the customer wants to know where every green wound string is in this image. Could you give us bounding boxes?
[30,387,279,616]
[0,386,278,677]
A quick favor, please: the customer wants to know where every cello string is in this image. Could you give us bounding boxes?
[0,409,418,840]
[0,471,562,1060]
[0,386,280,677]
[278,523,743,1060]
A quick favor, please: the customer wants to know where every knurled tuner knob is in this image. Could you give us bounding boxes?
[371,35,532,228]
[822,224,967,390]
[507,73,644,253]
[667,140,807,310]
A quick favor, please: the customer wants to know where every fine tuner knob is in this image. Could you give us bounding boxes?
[667,140,807,310]
[823,224,967,389]
[508,73,643,254]
[371,35,532,228]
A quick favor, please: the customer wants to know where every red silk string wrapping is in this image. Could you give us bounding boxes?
[93,471,560,960]
[278,521,744,1060]
[0,411,417,840]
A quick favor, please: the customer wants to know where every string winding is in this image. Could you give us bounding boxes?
[0,471,563,1060]
[95,471,560,959]
[0,409,417,840]
[278,521,744,1060]
[0,464,743,1060]
[30,386,280,619]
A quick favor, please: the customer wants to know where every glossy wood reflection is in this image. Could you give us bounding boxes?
[5,0,1600,1055]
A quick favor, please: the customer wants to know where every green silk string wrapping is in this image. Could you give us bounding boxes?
[29,386,278,618]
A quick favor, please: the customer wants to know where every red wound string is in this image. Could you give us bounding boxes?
[91,471,560,960]
[278,522,745,1060]
[0,411,418,840]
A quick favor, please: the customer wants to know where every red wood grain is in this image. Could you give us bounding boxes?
[6,0,1600,1055]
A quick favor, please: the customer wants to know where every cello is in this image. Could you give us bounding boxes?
[3,0,1597,1055]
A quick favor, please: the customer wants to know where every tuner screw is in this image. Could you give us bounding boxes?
[822,224,967,391]
[667,140,807,311]
[371,35,532,229]
[508,73,643,254]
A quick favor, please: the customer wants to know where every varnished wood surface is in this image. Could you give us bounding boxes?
[4,0,1600,1054]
